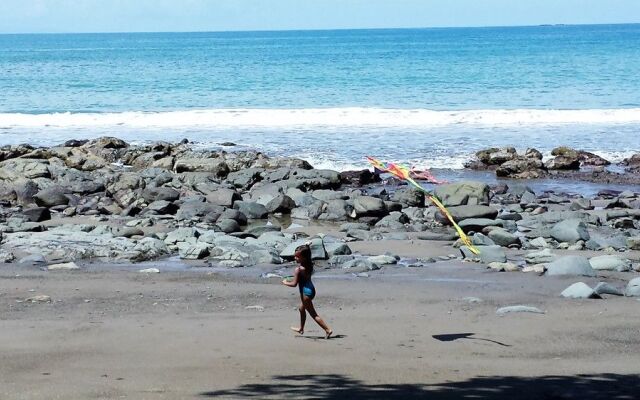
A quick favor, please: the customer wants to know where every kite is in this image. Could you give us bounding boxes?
[367,156,479,255]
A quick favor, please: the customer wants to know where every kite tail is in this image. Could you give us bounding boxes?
[404,175,480,255]
[366,156,480,255]
[428,195,479,255]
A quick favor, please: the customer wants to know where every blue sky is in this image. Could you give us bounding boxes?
[1,0,639,33]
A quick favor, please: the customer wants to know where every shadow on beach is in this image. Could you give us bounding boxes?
[200,373,639,399]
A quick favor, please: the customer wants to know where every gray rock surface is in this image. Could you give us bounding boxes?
[546,256,596,277]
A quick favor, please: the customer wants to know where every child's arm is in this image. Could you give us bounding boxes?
[282,267,300,287]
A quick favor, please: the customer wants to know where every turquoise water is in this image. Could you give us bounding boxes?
[1,24,639,169]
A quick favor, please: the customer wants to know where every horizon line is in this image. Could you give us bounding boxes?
[0,21,638,36]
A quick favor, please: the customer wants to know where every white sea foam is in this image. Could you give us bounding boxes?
[2,107,640,128]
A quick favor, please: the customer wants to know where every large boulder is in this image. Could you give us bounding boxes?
[546,256,595,277]
[352,196,387,217]
[433,181,490,207]
[561,282,600,299]
[141,187,180,203]
[175,200,223,222]
[487,228,519,247]
[0,159,51,180]
[174,157,230,178]
[550,219,590,243]
[33,186,70,207]
[233,201,268,219]
[496,157,545,178]
[206,188,241,207]
[626,277,640,297]
[589,255,631,272]
[445,205,499,222]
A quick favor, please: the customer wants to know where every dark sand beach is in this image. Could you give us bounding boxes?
[1,138,640,399]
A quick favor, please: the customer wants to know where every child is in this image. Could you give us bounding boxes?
[282,244,333,339]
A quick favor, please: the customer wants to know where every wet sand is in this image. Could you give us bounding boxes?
[2,246,639,400]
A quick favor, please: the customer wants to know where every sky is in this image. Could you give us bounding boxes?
[0,0,639,34]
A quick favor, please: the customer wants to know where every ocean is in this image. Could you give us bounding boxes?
[1,24,639,171]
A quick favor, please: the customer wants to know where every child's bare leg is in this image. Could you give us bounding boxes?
[303,298,332,338]
[290,301,306,334]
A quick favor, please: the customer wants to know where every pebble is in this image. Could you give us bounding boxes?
[25,295,52,303]
[496,305,545,315]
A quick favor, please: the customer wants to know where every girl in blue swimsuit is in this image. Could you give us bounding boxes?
[282,244,333,339]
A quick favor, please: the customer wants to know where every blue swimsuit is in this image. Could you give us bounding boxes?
[298,270,316,299]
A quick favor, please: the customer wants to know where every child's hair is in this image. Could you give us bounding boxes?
[294,244,313,275]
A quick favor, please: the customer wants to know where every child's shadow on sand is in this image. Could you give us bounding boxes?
[297,334,347,341]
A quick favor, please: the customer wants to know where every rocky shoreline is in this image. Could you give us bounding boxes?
[1,137,640,298]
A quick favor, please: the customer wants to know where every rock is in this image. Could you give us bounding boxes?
[417,231,458,241]
[339,169,380,185]
[25,295,52,303]
[461,297,483,304]
[550,219,590,244]
[341,258,380,271]
[215,218,241,234]
[0,159,51,181]
[265,194,296,214]
[352,196,387,217]
[433,181,490,207]
[176,201,223,222]
[391,187,425,207]
[324,242,352,257]
[593,282,624,296]
[0,250,16,263]
[18,253,47,266]
[179,243,211,259]
[496,305,545,315]
[219,208,248,225]
[21,207,51,222]
[626,237,640,250]
[233,201,268,219]
[174,157,229,177]
[626,277,640,297]
[86,136,127,149]
[280,237,327,260]
[139,268,160,273]
[226,168,263,189]
[561,282,600,299]
[367,254,398,265]
[47,262,80,271]
[457,218,503,232]
[546,256,595,277]
[589,255,631,272]
[496,157,545,178]
[206,188,242,207]
[522,264,546,274]
[487,228,519,247]
[445,205,499,222]
[144,200,178,215]
[525,248,556,264]
[164,227,200,245]
[488,262,520,272]
[528,237,550,249]
[131,238,170,261]
[570,198,593,211]
[141,187,180,203]
[460,245,506,263]
[33,186,70,207]
[472,233,495,246]
[519,191,537,205]
[545,155,580,170]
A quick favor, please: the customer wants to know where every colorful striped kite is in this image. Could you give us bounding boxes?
[367,156,479,255]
